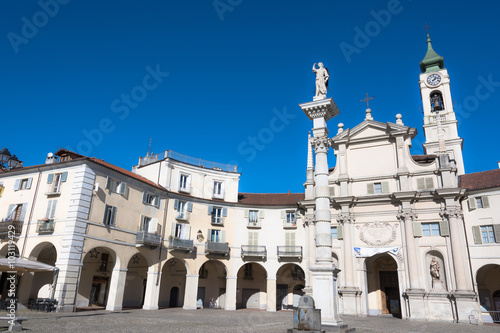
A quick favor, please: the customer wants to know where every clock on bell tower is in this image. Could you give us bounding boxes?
[419,33,465,175]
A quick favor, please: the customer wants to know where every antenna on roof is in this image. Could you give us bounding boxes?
[147,138,152,157]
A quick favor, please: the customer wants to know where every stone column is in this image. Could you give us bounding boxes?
[300,97,342,327]
[142,266,161,310]
[183,274,199,310]
[266,278,277,312]
[303,215,315,296]
[106,268,127,311]
[225,276,237,310]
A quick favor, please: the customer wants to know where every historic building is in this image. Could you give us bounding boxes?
[0,34,499,325]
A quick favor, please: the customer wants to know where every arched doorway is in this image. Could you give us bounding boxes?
[28,243,57,300]
[236,263,267,309]
[276,264,305,310]
[365,253,401,318]
[197,260,227,308]
[123,253,148,308]
[159,258,187,308]
[76,247,116,308]
[476,264,500,323]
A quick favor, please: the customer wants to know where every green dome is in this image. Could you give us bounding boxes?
[420,33,444,73]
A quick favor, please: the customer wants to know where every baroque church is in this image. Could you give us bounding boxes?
[0,34,498,325]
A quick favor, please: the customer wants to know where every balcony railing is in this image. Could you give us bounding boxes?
[205,241,229,255]
[211,216,224,226]
[169,237,193,251]
[37,219,55,234]
[176,212,190,221]
[241,245,266,259]
[283,220,297,228]
[0,220,22,238]
[247,219,261,228]
[136,231,162,247]
[277,246,303,258]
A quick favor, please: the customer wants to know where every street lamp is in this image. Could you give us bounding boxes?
[0,148,22,170]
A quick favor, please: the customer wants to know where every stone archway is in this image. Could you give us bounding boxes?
[123,253,148,308]
[76,247,117,308]
[197,260,227,308]
[476,264,500,313]
[276,264,305,310]
[236,262,267,309]
[365,253,402,318]
[159,258,187,308]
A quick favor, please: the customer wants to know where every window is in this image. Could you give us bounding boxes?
[14,178,33,191]
[422,222,440,236]
[468,196,490,211]
[286,211,296,224]
[285,232,295,246]
[106,177,127,195]
[174,199,192,220]
[143,191,160,208]
[248,231,258,246]
[98,253,109,272]
[417,177,434,190]
[282,210,296,228]
[209,206,226,225]
[140,216,151,232]
[45,200,57,219]
[6,204,27,222]
[367,182,389,195]
[179,174,191,193]
[103,205,117,226]
[213,181,224,199]
[47,172,68,194]
[430,92,444,112]
[331,226,338,239]
[481,226,495,243]
[211,229,222,242]
[172,223,191,240]
[246,210,262,228]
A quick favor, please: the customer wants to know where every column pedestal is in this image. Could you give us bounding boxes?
[424,291,453,322]
[338,287,362,316]
[452,291,478,323]
[106,268,127,311]
[310,265,343,327]
[404,289,426,320]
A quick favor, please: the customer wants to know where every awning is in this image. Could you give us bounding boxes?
[0,258,56,272]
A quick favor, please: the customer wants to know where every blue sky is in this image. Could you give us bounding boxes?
[1,0,499,193]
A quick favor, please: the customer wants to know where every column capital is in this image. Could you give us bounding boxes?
[396,211,417,222]
[440,208,463,219]
[336,213,354,224]
[303,215,314,226]
[311,136,331,153]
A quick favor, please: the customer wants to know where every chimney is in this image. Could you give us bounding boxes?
[498,161,500,169]
[45,152,58,164]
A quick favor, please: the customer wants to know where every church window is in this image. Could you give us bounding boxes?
[422,222,440,236]
[374,183,382,194]
[430,92,444,112]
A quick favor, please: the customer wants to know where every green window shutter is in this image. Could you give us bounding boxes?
[45,201,53,219]
[382,182,389,194]
[173,199,179,210]
[171,223,176,238]
[425,178,434,189]
[187,202,193,212]
[468,197,476,211]
[19,203,28,221]
[27,178,33,189]
[47,174,54,184]
[153,196,160,208]
[337,224,343,240]
[482,197,490,208]
[106,177,112,190]
[14,179,20,191]
[417,178,425,190]
[439,220,449,237]
[208,205,213,215]
[367,183,374,194]
[259,210,265,219]
[119,182,127,195]
[7,204,16,219]
[221,230,226,243]
[222,207,227,217]
[244,210,249,218]
[472,226,482,244]
[493,225,500,243]
[142,191,147,203]
[412,222,422,237]
[49,200,58,219]
[280,210,285,219]
[61,171,68,182]
[207,228,212,242]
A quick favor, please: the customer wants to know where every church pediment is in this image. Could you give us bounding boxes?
[332,119,416,145]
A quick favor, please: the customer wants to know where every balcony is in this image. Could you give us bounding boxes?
[0,220,22,238]
[277,246,303,259]
[176,212,190,221]
[283,220,297,229]
[37,219,55,234]
[136,231,162,247]
[241,245,266,259]
[46,184,61,196]
[205,241,229,255]
[211,216,225,226]
[247,219,261,228]
[168,237,193,251]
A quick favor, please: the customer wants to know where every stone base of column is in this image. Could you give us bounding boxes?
[423,291,453,322]
[57,304,76,313]
[310,265,343,327]
[338,287,362,316]
[450,290,478,324]
[403,289,426,320]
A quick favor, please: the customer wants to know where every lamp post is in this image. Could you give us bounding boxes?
[0,148,22,170]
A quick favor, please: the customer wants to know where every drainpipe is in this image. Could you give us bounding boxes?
[20,167,42,259]
[156,191,169,286]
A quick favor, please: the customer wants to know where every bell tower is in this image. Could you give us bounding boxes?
[419,33,465,175]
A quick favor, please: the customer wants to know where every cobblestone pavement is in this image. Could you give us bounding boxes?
[3,308,499,332]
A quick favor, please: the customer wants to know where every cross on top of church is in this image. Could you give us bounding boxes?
[360,93,374,107]
[423,23,431,34]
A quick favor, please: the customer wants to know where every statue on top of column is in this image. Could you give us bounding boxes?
[312,62,330,98]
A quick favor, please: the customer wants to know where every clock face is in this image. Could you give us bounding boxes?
[426,74,441,86]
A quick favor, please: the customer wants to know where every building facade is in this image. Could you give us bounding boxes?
[0,34,499,324]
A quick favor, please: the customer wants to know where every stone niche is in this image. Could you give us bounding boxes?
[425,250,447,292]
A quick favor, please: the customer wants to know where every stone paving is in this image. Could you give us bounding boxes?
[2,308,499,332]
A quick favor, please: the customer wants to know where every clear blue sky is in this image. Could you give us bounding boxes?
[1,0,499,193]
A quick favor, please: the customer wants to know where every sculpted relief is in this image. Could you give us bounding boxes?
[358,221,398,246]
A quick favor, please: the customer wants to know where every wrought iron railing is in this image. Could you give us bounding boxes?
[139,150,238,172]
[136,231,162,247]
[0,220,22,237]
[277,246,302,258]
[241,245,266,258]
[37,219,55,233]
[169,237,193,251]
[205,242,229,255]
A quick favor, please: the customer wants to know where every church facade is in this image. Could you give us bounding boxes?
[0,34,499,325]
